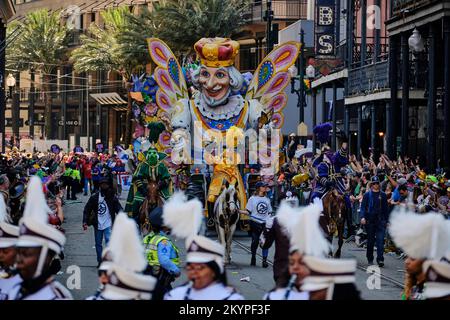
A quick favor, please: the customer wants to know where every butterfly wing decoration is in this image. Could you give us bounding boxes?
[245,41,301,130]
[147,38,189,114]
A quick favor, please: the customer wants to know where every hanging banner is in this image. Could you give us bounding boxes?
[117,173,131,191]
[315,0,336,57]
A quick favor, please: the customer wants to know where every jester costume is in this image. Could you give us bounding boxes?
[125,147,171,221]
[311,145,349,200]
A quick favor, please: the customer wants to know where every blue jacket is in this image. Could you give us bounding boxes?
[157,231,180,275]
[359,190,389,223]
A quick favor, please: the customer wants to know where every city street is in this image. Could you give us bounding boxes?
[57,192,405,300]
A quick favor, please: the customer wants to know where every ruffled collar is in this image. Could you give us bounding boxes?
[194,93,245,121]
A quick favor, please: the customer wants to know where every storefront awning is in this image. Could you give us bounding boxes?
[90,92,127,105]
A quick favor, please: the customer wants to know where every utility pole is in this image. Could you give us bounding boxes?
[299,29,305,125]
[265,0,274,54]
[0,22,6,153]
[29,68,35,138]
[86,74,91,151]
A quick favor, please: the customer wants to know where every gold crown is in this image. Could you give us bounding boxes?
[194,38,239,68]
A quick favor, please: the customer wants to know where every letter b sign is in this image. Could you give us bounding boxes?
[318,6,334,26]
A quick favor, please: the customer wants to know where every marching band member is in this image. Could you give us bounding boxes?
[162,192,244,300]
[87,213,157,300]
[0,196,21,300]
[264,199,329,300]
[389,208,450,300]
[7,176,72,300]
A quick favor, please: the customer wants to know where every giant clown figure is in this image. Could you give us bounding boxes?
[146,37,300,218]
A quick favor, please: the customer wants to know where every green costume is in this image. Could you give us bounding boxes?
[125,147,172,219]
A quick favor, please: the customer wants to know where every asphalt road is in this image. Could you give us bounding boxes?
[56,192,405,300]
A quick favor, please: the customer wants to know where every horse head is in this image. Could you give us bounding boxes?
[322,190,346,236]
[224,184,239,214]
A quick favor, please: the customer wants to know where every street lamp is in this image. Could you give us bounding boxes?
[5,74,17,148]
[306,65,315,79]
[408,28,425,53]
[6,74,15,96]
[290,29,306,128]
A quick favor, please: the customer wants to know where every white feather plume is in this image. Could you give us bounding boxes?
[276,200,301,237]
[163,192,203,239]
[389,207,450,259]
[290,201,330,257]
[22,176,52,223]
[107,212,146,272]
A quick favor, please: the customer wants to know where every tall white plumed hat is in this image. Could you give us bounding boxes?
[102,212,157,300]
[163,192,225,273]
[16,176,66,278]
[388,207,450,259]
[0,195,19,248]
[278,199,357,298]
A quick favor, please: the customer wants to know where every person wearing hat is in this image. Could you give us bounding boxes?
[163,193,244,300]
[0,196,21,300]
[263,201,322,300]
[7,176,72,300]
[87,213,157,300]
[83,174,123,267]
[389,208,450,300]
[142,206,180,300]
[241,180,272,268]
[359,175,389,267]
[311,142,353,237]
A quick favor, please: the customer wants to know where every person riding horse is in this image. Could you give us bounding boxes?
[125,146,171,224]
[311,142,353,237]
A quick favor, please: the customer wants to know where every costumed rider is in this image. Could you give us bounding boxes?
[125,146,171,224]
[7,176,72,300]
[142,206,180,300]
[388,207,450,300]
[0,196,21,300]
[163,192,244,300]
[311,123,352,235]
[87,213,157,300]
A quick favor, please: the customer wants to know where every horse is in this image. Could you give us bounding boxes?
[139,180,164,235]
[213,183,240,264]
[319,190,347,258]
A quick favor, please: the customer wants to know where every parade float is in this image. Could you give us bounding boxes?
[125,36,300,230]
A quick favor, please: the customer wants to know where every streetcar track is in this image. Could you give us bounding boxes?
[232,239,404,289]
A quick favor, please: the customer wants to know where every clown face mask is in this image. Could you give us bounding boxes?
[198,66,231,106]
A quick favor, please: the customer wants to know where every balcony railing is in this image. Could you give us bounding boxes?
[347,60,390,96]
[392,0,440,16]
[19,82,126,104]
[244,0,308,23]
[351,38,389,68]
